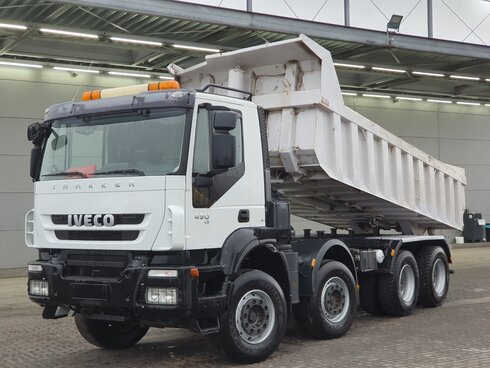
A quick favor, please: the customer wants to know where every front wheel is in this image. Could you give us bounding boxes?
[75,314,149,349]
[215,270,287,364]
[294,261,357,339]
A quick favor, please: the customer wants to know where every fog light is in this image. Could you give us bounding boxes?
[147,269,178,278]
[145,287,178,305]
[28,264,42,272]
[29,280,49,296]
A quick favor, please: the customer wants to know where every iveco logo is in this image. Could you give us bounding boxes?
[68,214,115,227]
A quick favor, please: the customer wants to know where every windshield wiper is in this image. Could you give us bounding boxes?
[92,169,145,176]
[42,171,87,178]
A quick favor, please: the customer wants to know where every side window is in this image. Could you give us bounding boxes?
[192,108,244,208]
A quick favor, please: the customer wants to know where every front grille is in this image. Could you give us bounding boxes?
[51,214,145,225]
[55,230,139,241]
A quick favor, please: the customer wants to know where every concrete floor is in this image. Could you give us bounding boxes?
[1,247,490,367]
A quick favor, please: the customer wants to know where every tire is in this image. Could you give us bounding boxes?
[75,314,149,349]
[377,250,419,316]
[216,270,287,364]
[358,273,383,315]
[416,246,449,307]
[293,261,357,339]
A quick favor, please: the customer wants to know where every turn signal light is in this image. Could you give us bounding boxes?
[81,80,181,101]
[190,268,200,278]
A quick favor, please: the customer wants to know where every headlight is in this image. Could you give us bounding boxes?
[145,287,178,305]
[28,264,42,272]
[29,280,49,296]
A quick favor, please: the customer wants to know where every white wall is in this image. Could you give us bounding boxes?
[0,67,154,268]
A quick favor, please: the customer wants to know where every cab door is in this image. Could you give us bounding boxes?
[185,98,266,250]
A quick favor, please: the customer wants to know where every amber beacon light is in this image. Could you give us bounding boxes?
[82,80,181,101]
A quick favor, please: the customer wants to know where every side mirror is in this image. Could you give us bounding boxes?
[27,122,42,144]
[30,146,42,179]
[212,111,237,170]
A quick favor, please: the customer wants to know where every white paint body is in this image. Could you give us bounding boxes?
[177,34,466,233]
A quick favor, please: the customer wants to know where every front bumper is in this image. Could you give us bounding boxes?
[27,256,227,326]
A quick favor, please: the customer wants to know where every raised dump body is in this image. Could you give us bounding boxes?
[176,34,466,234]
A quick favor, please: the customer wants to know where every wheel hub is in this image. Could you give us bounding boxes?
[398,264,416,305]
[320,277,350,323]
[235,289,275,344]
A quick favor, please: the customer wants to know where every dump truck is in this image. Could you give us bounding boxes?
[25,35,466,363]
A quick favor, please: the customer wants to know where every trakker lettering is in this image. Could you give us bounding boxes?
[67,214,115,227]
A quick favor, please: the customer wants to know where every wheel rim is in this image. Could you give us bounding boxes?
[398,264,416,305]
[320,277,350,323]
[432,259,447,297]
[235,289,275,345]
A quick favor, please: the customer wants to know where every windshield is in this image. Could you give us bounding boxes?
[40,108,190,180]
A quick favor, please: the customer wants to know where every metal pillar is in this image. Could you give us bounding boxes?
[427,0,433,38]
[344,0,350,26]
[247,0,252,12]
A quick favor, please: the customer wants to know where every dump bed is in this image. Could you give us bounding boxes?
[176,35,466,233]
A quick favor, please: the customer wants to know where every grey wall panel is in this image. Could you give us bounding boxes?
[0,231,37,268]
[354,106,438,138]
[0,118,34,156]
[439,112,490,140]
[439,139,490,166]
[465,191,490,220]
[463,166,490,191]
[0,155,33,192]
[0,193,33,231]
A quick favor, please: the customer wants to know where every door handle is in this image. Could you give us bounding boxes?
[238,209,250,223]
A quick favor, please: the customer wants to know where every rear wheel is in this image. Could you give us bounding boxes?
[294,261,356,339]
[377,250,419,316]
[215,270,287,364]
[75,314,149,349]
[417,246,449,307]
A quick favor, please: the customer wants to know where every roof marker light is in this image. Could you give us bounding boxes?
[110,36,162,47]
[0,23,27,30]
[333,62,365,69]
[412,71,445,77]
[450,75,480,81]
[173,44,220,53]
[372,67,406,73]
[0,60,42,69]
[54,66,100,74]
[40,28,99,39]
[427,99,452,104]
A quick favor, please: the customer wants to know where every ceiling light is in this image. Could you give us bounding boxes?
[54,66,100,74]
[427,99,452,104]
[158,75,175,80]
[456,101,480,106]
[0,61,42,69]
[362,94,391,99]
[0,23,27,30]
[372,67,406,73]
[412,71,445,77]
[485,104,490,107]
[450,75,480,81]
[341,92,357,96]
[387,14,403,32]
[333,62,365,69]
[396,96,422,101]
[173,44,220,53]
[110,37,162,47]
[40,28,99,39]
[108,71,152,78]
